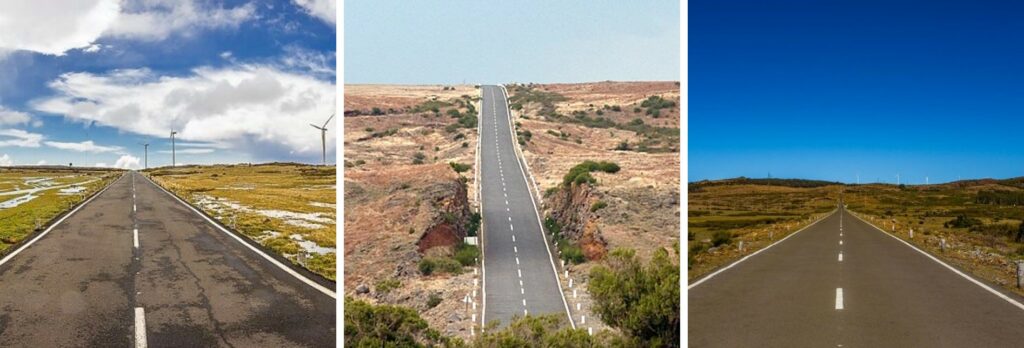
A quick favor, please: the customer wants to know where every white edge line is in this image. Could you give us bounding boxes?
[479,85,488,328]
[134,307,147,348]
[141,174,336,299]
[0,172,126,268]
[688,209,837,289]
[849,210,1024,311]
[499,85,576,329]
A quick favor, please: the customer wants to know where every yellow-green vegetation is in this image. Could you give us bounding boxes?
[844,179,1024,296]
[145,163,336,280]
[688,179,840,280]
[0,168,120,253]
[590,247,680,347]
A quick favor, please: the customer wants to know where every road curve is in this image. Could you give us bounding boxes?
[689,206,1024,347]
[480,85,570,327]
[0,171,335,347]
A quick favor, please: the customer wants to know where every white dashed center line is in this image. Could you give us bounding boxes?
[835,288,844,310]
[134,307,147,348]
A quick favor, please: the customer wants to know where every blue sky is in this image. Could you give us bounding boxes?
[344,0,680,84]
[0,0,336,168]
[690,1,1024,184]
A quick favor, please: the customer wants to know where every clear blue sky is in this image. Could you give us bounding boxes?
[690,0,1024,184]
[344,0,680,84]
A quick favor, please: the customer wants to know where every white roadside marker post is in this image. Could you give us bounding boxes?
[909,228,913,239]
[941,238,946,252]
[1018,261,1023,289]
[738,240,744,252]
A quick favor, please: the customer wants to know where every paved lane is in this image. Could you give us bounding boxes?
[480,85,570,328]
[690,207,1024,347]
[0,171,335,347]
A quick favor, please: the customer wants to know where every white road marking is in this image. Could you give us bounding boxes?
[133,228,139,249]
[134,307,147,348]
[512,235,516,242]
[516,257,520,265]
[522,299,526,306]
[514,246,518,253]
[840,240,843,245]
[850,211,1024,312]
[835,288,844,310]
[838,253,843,262]
[689,209,837,289]
[518,269,522,278]
[508,216,512,222]
[133,204,137,212]
[510,224,514,231]
[521,287,524,294]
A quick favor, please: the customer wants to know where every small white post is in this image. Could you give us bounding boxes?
[941,238,946,252]
[739,240,744,252]
[581,315,586,324]
[568,278,573,288]
[588,327,593,336]
[577,303,581,310]
[909,228,913,239]
[573,289,577,298]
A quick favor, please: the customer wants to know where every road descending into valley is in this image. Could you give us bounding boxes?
[689,206,1024,347]
[0,171,335,347]
[479,85,572,328]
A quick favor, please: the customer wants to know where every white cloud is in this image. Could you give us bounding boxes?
[0,129,43,147]
[94,162,108,168]
[36,160,46,165]
[293,0,335,25]
[281,46,334,79]
[106,0,257,41]
[0,106,33,126]
[33,64,336,160]
[44,140,123,153]
[220,51,233,59]
[113,154,140,169]
[0,154,11,166]
[0,0,256,56]
[0,1,120,55]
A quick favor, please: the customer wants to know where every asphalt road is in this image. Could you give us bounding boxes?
[0,171,335,347]
[689,206,1024,347]
[480,85,570,327]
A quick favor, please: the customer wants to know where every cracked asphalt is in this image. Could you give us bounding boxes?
[0,171,335,347]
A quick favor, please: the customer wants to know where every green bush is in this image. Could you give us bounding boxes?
[711,231,732,246]
[559,242,586,264]
[412,152,426,165]
[426,293,442,309]
[590,200,608,212]
[375,278,401,294]
[344,297,452,347]
[561,160,621,186]
[466,212,481,236]
[446,109,461,118]
[420,257,463,276]
[449,162,471,173]
[454,243,480,266]
[589,248,680,347]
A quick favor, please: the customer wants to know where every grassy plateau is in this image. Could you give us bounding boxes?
[146,163,336,281]
[0,167,121,253]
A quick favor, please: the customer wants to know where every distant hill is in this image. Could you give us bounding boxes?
[691,177,842,189]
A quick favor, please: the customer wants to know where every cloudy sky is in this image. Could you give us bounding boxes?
[0,0,336,169]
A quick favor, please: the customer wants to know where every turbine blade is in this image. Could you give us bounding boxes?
[322,113,335,128]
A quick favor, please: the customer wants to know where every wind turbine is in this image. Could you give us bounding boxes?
[139,142,149,169]
[311,113,334,166]
[170,131,177,167]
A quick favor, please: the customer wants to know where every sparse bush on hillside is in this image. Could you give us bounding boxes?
[449,162,471,173]
[591,200,608,212]
[454,243,479,266]
[590,248,680,347]
[711,231,732,246]
[945,214,982,229]
[562,160,621,187]
[375,278,401,294]
[344,297,452,347]
[412,152,426,165]
[426,293,443,309]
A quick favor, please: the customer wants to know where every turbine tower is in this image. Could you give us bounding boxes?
[170,131,178,167]
[140,143,149,169]
[311,113,334,166]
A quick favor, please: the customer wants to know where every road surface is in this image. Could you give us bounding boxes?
[0,171,335,347]
[480,85,570,327]
[689,206,1024,347]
